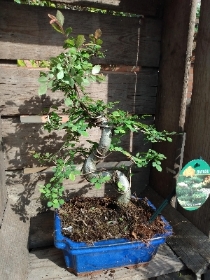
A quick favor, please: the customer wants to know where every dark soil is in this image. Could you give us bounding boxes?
[59,197,167,244]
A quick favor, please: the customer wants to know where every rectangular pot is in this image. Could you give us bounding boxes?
[54,199,172,275]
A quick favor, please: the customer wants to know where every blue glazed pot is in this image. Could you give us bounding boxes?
[54,199,172,275]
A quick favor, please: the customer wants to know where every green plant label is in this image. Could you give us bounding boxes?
[176,159,210,211]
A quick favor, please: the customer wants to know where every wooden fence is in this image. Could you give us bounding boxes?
[1,1,210,279]
[0,1,163,223]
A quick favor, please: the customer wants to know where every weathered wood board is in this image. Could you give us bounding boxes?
[28,244,184,280]
[2,116,152,170]
[51,0,164,17]
[6,166,150,219]
[0,117,7,227]
[0,65,158,116]
[150,0,195,198]
[178,197,210,240]
[0,198,29,280]
[6,167,150,249]
[0,2,161,67]
[142,187,210,276]
[181,0,210,238]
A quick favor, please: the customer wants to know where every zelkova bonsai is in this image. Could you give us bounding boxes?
[36,11,174,210]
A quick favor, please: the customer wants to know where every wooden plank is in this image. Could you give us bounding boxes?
[50,0,164,17]
[7,165,149,249]
[20,115,69,123]
[180,0,210,238]
[0,2,161,67]
[5,167,150,223]
[150,0,196,198]
[0,117,7,227]
[0,65,158,116]
[5,170,106,218]
[2,117,152,170]
[0,198,29,280]
[142,187,210,276]
[23,161,138,174]
[28,244,184,279]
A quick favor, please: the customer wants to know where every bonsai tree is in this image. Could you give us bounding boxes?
[36,11,174,209]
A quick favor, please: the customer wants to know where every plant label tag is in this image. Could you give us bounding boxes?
[176,159,210,211]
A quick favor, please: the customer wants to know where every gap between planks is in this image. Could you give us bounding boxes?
[24,161,135,174]
[20,115,68,123]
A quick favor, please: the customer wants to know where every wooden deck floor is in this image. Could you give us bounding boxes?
[28,244,184,280]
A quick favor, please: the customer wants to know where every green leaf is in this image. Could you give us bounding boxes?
[64,39,75,48]
[50,3,56,8]
[65,98,73,106]
[90,177,97,183]
[47,201,53,207]
[63,75,74,87]
[17,59,26,67]
[69,173,76,181]
[96,39,103,45]
[39,188,46,194]
[80,131,89,137]
[92,65,101,75]
[30,60,37,67]
[81,78,90,87]
[53,203,60,209]
[56,10,64,26]
[38,76,48,83]
[75,35,85,48]
[95,182,102,189]
[59,199,65,205]
[51,23,63,34]
[56,63,63,70]
[75,76,83,85]
[156,165,162,172]
[57,70,64,79]
[65,27,72,37]
[38,83,48,95]
[48,80,53,89]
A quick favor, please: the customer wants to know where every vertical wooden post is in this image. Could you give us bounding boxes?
[150,0,197,198]
[0,117,7,227]
[179,0,210,237]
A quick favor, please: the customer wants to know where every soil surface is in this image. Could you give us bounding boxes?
[59,197,167,244]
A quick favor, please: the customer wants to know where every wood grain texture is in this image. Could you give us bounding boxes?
[0,65,158,116]
[0,198,29,280]
[150,0,194,198]
[20,115,69,123]
[0,118,7,227]
[28,244,183,279]
[2,117,152,170]
[6,167,150,222]
[142,187,210,276]
[0,2,161,67]
[180,0,210,238]
[50,0,164,17]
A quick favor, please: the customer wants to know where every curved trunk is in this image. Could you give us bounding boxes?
[82,116,131,204]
